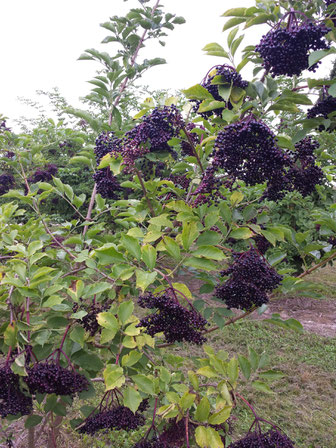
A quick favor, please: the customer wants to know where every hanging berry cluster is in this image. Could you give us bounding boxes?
[215,247,283,310]
[192,65,248,117]
[137,290,208,344]
[256,12,330,77]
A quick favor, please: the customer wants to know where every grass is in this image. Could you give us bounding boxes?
[304,265,336,299]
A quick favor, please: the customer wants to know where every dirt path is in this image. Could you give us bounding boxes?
[253,296,336,337]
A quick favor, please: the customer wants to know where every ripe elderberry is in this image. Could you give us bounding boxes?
[94,132,123,164]
[256,18,330,77]
[0,366,33,418]
[227,429,295,447]
[123,106,184,169]
[78,405,146,435]
[73,301,111,336]
[0,173,15,195]
[26,361,89,397]
[93,168,122,199]
[192,65,248,118]
[213,118,289,186]
[307,94,336,130]
[215,248,282,310]
[133,439,167,448]
[29,164,58,183]
[137,291,208,344]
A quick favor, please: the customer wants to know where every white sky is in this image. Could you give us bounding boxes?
[0,0,333,129]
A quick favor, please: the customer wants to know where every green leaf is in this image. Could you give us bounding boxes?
[4,323,17,347]
[245,14,274,28]
[198,100,227,113]
[238,355,251,380]
[259,370,284,381]
[163,236,181,260]
[75,353,104,372]
[182,221,200,250]
[121,235,141,261]
[70,327,85,347]
[206,427,224,448]
[195,426,209,448]
[195,396,210,422]
[94,244,124,265]
[197,366,218,378]
[122,350,142,367]
[25,415,43,428]
[252,380,274,394]
[229,228,254,240]
[208,406,232,425]
[182,84,214,101]
[180,392,196,411]
[197,231,221,246]
[123,386,142,413]
[202,43,229,58]
[248,347,259,371]
[227,358,239,383]
[132,374,155,394]
[136,270,157,292]
[228,27,239,48]
[118,300,134,325]
[141,245,157,270]
[104,365,125,390]
[223,17,246,31]
[231,35,244,56]
[97,313,119,336]
[184,257,218,271]
[222,8,247,17]
[192,245,226,261]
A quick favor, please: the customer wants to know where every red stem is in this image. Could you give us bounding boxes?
[56,324,71,362]
[145,397,158,440]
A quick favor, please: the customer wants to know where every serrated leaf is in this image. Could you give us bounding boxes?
[141,245,157,270]
[163,236,181,260]
[104,365,125,391]
[118,300,134,325]
[238,355,251,380]
[136,270,157,292]
[182,84,214,101]
[208,406,232,425]
[252,380,274,394]
[132,374,155,394]
[230,228,254,240]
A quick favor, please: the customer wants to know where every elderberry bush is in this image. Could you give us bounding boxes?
[78,405,146,435]
[191,165,225,206]
[123,106,184,169]
[0,366,33,418]
[26,361,89,397]
[256,21,330,77]
[227,429,295,447]
[215,248,282,310]
[213,118,288,186]
[137,291,207,344]
[192,65,248,117]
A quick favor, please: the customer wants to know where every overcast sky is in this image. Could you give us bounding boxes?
[0,0,333,129]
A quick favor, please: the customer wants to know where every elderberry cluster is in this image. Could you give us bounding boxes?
[0,366,33,418]
[73,301,111,336]
[180,122,202,156]
[307,95,336,130]
[328,236,336,247]
[93,168,122,199]
[192,165,225,207]
[215,248,282,310]
[256,21,330,77]
[123,106,184,169]
[265,137,323,199]
[228,429,295,447]
[0,173,15,195]
[94,132,123,164]
[213,118,289,186]
[29,164,58,183]
[137,291,208,344]
[192,65,248,117]
[26,362,89,397]
[254,234,272,255]
[159,419,190,447]
[78,405,146,435]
